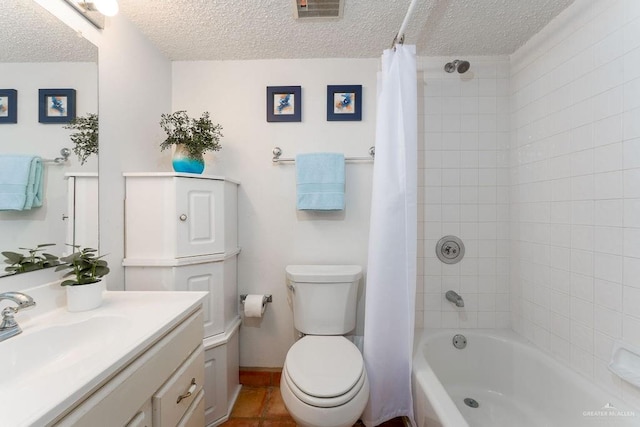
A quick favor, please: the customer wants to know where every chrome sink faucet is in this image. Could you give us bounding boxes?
[445,290,464,307]
[0,292,36,342]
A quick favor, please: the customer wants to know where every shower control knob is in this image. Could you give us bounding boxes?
[436,236,465,264]
[443,243,459,257]
[179,214,188,221]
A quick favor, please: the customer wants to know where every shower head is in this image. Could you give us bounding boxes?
[444,59,470,74]
[456,60,470,73]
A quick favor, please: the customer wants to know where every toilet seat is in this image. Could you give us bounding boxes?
[284,336,366,408]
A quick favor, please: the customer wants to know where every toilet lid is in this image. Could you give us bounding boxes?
[285,336,364,398]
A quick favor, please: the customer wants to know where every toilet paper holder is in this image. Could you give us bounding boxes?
[240,294,273,305]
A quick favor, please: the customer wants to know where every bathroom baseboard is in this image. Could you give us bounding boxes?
[239,367,282,387]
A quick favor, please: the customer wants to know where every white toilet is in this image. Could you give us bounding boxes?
[280,265,369,427]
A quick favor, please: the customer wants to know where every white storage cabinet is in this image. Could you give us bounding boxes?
[123,173,241,427]
[65,173,99,253]
[124,173,238,260]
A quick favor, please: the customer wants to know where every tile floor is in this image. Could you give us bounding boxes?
[221,369,292,427]
[221,369,407,427]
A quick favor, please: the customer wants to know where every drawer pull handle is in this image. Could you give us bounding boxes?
[179,214,188,221]
[177,378,197,404]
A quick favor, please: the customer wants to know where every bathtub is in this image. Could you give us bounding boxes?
[412,329,639,427]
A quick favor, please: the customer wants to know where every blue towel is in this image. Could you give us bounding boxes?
[296,153,345,210]
[0,155,44,211]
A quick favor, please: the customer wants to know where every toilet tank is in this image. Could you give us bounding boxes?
[285,265,362,335]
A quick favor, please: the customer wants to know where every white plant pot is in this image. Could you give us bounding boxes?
[66,280,104,312]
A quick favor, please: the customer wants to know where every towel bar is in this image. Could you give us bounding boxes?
[43,148,71,165]
[272,146,375,163]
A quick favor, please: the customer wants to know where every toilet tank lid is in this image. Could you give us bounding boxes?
[285,265,362,282]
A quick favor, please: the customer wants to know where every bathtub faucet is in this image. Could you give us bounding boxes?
[445,290,464,307]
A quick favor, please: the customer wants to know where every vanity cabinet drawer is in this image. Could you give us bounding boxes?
[178,389,205,427]
[153,344,205,426]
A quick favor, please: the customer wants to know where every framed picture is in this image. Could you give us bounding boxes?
[327,85,362,121]
[0,89,18,124]
[267,86,301,122]
[39,88,76,123]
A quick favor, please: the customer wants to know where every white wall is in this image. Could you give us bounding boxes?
[510,0,640,408]
[99,14,173,289]
[417,56,511,329]
[0,62,97,257]
[172,59,378,367]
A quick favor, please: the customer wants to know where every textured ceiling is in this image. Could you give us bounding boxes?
[0,0,97,62]
[0,0,575,63]
[118,0,576,61]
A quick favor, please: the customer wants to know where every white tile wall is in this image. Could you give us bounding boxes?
[417,56,511,330]
[510,0,640,409]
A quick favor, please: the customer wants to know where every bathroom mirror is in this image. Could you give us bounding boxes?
[0,0,98,279]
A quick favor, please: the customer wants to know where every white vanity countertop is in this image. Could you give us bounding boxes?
[0,291,207,427]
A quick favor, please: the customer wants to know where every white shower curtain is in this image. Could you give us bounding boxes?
[363,44,418,427]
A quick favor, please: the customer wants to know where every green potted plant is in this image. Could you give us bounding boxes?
[64,113,98,165]
[2,243,60,274]
[159,110,223,174]
[56,246,109,312]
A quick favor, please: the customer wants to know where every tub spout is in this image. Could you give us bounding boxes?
[445,290,464,307]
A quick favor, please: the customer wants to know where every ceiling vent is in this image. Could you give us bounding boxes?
[294,0,344,20]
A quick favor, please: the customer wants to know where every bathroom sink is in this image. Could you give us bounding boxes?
[0,315,130,386]
[0,291,207,427]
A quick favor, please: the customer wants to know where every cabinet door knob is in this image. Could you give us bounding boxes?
[179,214,188,221]
[176,378,197,404]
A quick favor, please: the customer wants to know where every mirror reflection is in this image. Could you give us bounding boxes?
[0,0,98,278]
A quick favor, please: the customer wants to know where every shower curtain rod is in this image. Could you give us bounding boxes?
[392,0,418,48]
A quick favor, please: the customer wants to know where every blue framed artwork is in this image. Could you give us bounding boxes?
[327,85,362,121]
[0,89,18,124]
[39,88,76,123]
[267,86,301,122]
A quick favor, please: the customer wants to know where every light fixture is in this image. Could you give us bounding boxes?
[93,0,119,17]
[63,0,119,29]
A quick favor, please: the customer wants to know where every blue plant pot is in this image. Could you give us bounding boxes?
[172,157,205,174]
[172,146,205,174]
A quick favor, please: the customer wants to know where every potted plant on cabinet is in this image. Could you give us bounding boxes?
[64,113,99,165]
[159,110,223,174]
[56,246,109,312]
[2,243,60,274]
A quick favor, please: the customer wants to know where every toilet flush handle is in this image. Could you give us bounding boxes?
[287,283,295,292]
